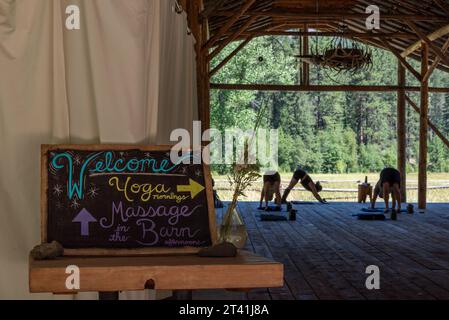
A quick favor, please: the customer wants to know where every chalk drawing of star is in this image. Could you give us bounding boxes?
[195,169,203,177]
[145,152,151,158]
[181,167,189,175]
[74,155,82,166]
[87,186,99,199]
[53,184,63,197]
[70,198,81,210]
[56,202,63,210]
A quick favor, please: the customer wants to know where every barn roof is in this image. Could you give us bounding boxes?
[196,0,449,72]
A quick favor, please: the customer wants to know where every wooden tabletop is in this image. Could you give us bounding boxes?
[29,251,283,294]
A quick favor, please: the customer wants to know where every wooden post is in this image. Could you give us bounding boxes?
[418,42,429,210]
[191,0,211,133]
[302,24,309,86]
[201,22,211,132]
[397,62,407,203]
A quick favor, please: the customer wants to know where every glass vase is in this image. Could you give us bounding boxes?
[218,204,248,249]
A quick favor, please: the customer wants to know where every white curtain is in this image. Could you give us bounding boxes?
[0,0,198,299]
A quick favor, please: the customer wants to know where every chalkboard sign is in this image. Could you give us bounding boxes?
[41,145,217,256]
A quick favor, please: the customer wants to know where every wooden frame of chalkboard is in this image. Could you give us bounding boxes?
[41,144,217,256]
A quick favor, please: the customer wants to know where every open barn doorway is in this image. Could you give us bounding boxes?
[209,35,449,204]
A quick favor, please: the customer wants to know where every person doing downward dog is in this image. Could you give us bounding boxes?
[371,167,402,213]
[281,166,327,204]
[259,171,282,210]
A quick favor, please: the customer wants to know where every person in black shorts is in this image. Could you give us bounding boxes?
[371,168,402,213]
[259,171,282,210]
[281,166,327,204]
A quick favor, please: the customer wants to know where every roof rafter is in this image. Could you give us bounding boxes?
[434,0,449,17]
[406,21,449,67]
[201,0,257,54]
[423,38,449,82]
[209,10,449,22]
[199,0,227,22]
[191,0,449,72]
[208,16,257,61]
[401,23,449,57]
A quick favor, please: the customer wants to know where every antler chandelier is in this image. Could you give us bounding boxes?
[297,27,373,74]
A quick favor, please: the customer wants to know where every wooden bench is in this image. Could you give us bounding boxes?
[29,251,284,300]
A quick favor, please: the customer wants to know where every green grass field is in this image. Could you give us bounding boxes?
[212,172,449,203]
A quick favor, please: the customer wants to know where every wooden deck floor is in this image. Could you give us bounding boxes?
[197,202,449,300]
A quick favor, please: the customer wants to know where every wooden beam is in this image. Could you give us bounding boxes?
[434,0,449,17]
[397,62,407,203]
[210,83,449,93]
[209,37,253,78]
[208,16,257,62]
[419,42,429,210]
[202,0,256,53]
[423,38,449,82]
[233,31,417,39]
[379,38,422,81]
[210,11,449,21]
[405,95,449,149]
[199,0,226,22]
[401,24,449,57]
[406,21,449,67]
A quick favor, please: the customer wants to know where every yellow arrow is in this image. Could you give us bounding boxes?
[177,179,205,199]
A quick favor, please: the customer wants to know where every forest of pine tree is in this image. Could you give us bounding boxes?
[210,36,449,174]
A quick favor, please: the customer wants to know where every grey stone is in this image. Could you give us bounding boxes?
[198,242,238,258]
[31,241,64,260]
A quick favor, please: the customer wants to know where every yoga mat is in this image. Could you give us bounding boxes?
[291,201,315,205]
[260,214,288,222]
[362,208,407,213]
[354,213,386,221]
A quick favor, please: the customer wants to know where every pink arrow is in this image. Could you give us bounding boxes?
[72,208,97,236]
